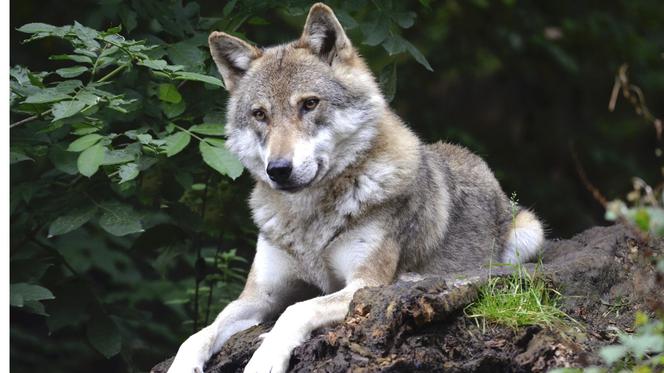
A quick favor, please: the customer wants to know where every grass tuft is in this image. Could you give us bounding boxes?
[465,262,570,330]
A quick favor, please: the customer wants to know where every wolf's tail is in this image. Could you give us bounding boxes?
[502,209,545,264]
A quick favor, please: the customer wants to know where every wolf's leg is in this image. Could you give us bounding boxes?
[243,238,399,373]
[242,281,365,373]
[167,236,306,373]
[502,209,545,264]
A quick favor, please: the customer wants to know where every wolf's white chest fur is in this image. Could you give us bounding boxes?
[250,174,388,293]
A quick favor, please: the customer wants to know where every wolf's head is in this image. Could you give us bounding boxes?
[209,3,385,192]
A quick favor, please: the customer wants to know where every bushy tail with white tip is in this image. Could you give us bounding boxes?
[502,209,545,264]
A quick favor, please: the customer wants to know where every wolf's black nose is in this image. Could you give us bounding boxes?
[266,159,292,184]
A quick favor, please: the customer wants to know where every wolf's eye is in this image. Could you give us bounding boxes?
[302,98,320,112]
[252,109,267,122]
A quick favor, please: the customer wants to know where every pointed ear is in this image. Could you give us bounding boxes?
[208,31,262,91]
[299,3,352,64]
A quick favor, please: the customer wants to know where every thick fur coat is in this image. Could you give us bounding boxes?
[167,4,544,373]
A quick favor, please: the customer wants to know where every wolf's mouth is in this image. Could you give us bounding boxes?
[276,184,307,193]
[275,160,324,193]
[276,176,315,193]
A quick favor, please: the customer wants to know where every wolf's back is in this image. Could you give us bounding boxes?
[399,142,543,274]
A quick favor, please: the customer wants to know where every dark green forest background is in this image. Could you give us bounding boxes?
[9,0,664,372]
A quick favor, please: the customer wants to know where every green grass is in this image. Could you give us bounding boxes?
[465,262,570,330]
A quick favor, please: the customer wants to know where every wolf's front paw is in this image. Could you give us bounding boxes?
[243,334,294,373]
[167,340,207,373]
[166,361,204,373]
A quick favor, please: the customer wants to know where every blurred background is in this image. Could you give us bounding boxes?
[9,0,664,372]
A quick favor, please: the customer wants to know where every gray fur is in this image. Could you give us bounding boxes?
[394,143,514,274]
[169,4,543,373]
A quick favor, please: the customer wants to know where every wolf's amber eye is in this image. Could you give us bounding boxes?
[252,109,267,121]
[302,98,320,111]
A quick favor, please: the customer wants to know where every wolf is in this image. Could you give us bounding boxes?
[167,3,544,373]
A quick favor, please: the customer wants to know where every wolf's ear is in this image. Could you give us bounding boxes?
[300,3,352,64]
[208,32,262,91]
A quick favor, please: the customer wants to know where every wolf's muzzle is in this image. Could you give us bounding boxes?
[266,159,293,184]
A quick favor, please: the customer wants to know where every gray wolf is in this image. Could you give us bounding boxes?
[167,3,544,373]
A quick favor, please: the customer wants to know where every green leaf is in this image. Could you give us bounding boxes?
[9,289,21,307]
[200,140,243,179]
[163,64,185,72]
[16,23,56,33]
[24,91,71,104]
[48,204,98,237]
[86,313,122,359]
[404,40,433,71]
[335,10,359,29]
[391,11,416,29]
[50,54,94,64]
[72,122,101,135]
[72,21,99,47]
[10,151,34,164]
[67,134,103,152]
[102,24,122,35]
[138,59,168,71]
[362,18,390,46]
[118,163,139,183]
[158,83,182,104]
[52,100,87,122]
[622,333,664,359]
[223,0,238,15]
[161,99,186,119]
[53,80,83,93]
[23,81,81,104]
[119,8,137,33]
[189,123,225,136]
[102,148,137,165]
[50,145,79,174]
[74,48,97,58]
[203,111,225,125]
[202,138,226,148]
[634,208,651,232]
[644,206,664,236]
[136,133,153,144]
[248,16,270,25]
[23,300,49,316]
[10,65,33,87]
[168,42,205,72]
[55,66,88,78]
[174,71,224,87]
[77,143,105,177]
[600,344,628,366]
[383,35,407,55]
[10,283,55,308]
[163,131,191,157]
[98,201,143,236]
